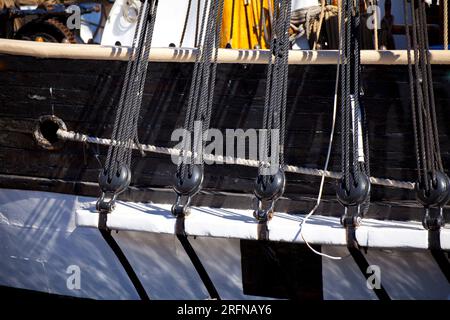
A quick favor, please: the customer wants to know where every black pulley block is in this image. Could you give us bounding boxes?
[173,164,204,196]
[336,172,370,206]
[254,169,286,201]
[416,171,450,207]
[98,164,131,195]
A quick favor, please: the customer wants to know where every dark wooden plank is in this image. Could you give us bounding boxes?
[0,55,449,220]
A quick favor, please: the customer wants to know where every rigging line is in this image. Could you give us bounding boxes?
[405,1,448,260]
[56,128,416,190]
[410,0,429,190]
[105,0,145,173]
[131,0,158,148]
[404,0,422,184]
[420,0,443,172]
[179,0,210,176]
[258,0,264,48]
[349,247,391,300]
[107,0,158,175]
[176,235,221,299]
[203,0,225,152]
[99,227,150,300]
[280,0,291,167]
[408,0,443,189]
[197,0,222,153]
[430,249,450,283]
[417,1,436,179]
[299,0,350,261]
[228,0,236,47]
[172,2,224,298]
[97,0,159,216]
[260,0,276,174]
[356,1,371,214]
[174,208,220,299]
[179,0,193,47]
[243,0,253,49]
[445,0,448,50]
[195,0,201,47]
[342,0,351,190]
[196,0,222,167]
[303,0,372,261]
[260,0,290,174]
[345,0,355,181]
[113,0,150,168]
[353,0,362,182]
[126,0,156,163]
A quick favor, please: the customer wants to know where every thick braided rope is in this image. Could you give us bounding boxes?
[57,129,415,190]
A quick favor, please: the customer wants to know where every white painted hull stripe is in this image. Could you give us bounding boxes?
[76,200,450,250]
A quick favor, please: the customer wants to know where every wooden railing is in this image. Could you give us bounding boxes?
[1,38,450,65]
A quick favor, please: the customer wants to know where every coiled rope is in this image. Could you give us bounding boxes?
[56,128,415,190]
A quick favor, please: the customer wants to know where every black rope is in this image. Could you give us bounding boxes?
[404,0,422,185]
[99,227,150,300]
[95,2,158,299]
[175,216,221,300]
[178,0,224,178]
[228,0,236,47]
[251,0,290,228]
[338,0,369,196]
[96,0,159,216]
[406,0,443,192]
[355,1,370,215]
[416,1,436,181]
[349,248,391,301]
[259,0,291,176]
[351,0,360,184]
[340,0,349,191]
[101,0,158,186]
[430,248,450,283]
[176,234,221,299]
[404,1,449,264]
[179,0,193,47]
[337,2,375,274]
[195,0,201,47]
[411,0,430,190]
[172,0,224,297]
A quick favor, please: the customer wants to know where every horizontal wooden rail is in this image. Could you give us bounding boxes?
[1,39,450,65]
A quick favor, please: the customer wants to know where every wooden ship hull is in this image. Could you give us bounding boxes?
[1,41,450,219]
[0,0,449,301]
[0,39,448,300]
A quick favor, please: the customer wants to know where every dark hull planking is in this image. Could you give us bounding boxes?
[0,54,449,222]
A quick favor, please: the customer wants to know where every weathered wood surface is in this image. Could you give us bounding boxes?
[0,54,449,221]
